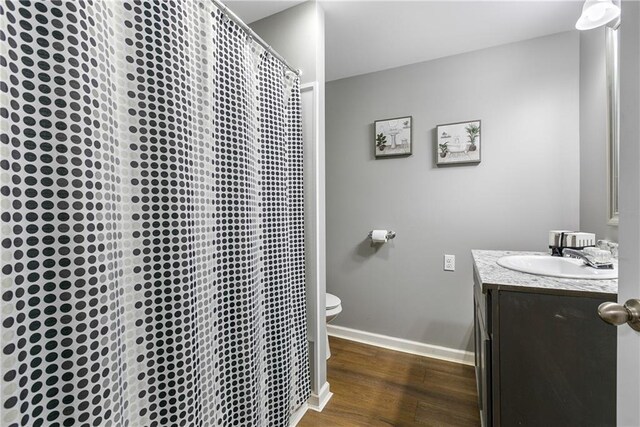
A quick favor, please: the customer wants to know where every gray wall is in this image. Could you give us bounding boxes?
[325,32,581,352]
[579,28,619,242]
[250,1,318,84]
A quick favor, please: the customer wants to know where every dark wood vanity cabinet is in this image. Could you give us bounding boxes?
[474,281,492,425]
[473,269,617,427]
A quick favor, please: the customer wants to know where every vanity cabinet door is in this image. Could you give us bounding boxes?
[474,287,491,427]
[497,291,616,426]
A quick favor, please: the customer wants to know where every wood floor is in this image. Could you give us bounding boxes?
[299,337,481,427]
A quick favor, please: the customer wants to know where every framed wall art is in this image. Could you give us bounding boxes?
[375,116,412,158]
[436,120,481,165]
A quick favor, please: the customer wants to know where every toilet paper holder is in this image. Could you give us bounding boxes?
[367,230,396,240]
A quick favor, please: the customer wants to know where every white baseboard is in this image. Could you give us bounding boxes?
[289,403,308,427]
[307,381,333,412]
[327,324,475,366]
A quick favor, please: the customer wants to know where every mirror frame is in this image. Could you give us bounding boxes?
[606,25,620,226]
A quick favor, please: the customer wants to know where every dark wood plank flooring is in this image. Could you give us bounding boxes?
[299,337,480,427]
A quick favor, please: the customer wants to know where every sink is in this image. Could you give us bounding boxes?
[497,255,618,280]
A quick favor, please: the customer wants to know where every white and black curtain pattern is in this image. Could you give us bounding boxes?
[0,1,309,426]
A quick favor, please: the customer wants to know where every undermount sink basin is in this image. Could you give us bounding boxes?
[497,255,618,280]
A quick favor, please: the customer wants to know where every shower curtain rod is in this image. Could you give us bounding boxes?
[212,0,302,76]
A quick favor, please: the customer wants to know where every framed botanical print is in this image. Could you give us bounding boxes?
[375,116,412,158]
[436,120,481,165]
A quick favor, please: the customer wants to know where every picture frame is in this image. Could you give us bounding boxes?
[436,120,481,165]
[374,116,412,158]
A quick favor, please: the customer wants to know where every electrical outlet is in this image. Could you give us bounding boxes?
[444,254,455,271]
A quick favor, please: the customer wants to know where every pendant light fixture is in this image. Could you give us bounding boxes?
[576,0,621,30]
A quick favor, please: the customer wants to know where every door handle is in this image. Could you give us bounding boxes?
[598,299,640,331]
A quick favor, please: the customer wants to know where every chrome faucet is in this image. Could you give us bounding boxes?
[563,248,614,269]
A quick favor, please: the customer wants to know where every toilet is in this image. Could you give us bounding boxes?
[325,293,342,359]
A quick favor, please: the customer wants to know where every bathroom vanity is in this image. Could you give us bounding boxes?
[472,250,617,427]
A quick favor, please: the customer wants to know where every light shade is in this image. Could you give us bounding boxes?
[576,0,621,30]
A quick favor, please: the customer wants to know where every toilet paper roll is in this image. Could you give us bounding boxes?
[371,230,388,243]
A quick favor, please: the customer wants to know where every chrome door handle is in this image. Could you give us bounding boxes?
[598,299,640,331]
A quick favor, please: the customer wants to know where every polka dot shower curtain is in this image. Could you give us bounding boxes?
[0,1,310,426]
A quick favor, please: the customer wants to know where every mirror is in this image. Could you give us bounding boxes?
[606,26,620,225]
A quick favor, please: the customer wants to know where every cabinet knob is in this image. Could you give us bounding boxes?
[598,299,640,331]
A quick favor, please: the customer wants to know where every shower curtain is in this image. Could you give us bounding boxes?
[0,1,309,426]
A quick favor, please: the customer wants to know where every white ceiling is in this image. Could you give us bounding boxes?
[225,0,584,82]
[225,1,306,24]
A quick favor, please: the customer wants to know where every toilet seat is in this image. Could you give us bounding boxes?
[326,305,342,318]
[325,293,342,360]
[326,293,341,310]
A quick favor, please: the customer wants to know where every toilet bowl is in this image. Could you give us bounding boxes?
[325,293,342,359]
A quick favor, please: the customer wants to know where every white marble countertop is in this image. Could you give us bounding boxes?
[472,249,618,296]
